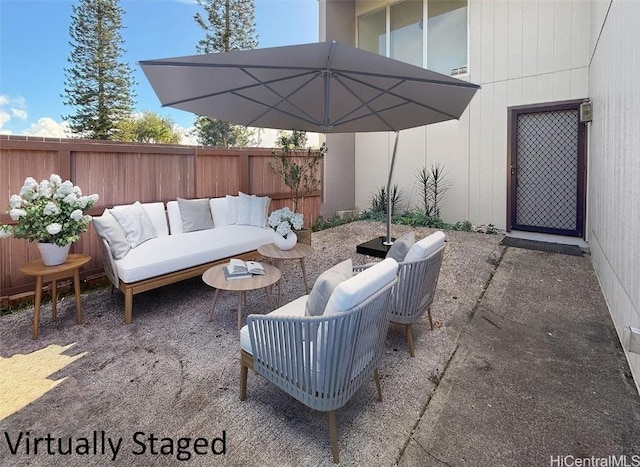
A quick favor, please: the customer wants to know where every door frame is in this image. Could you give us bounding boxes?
[506,99,587,237]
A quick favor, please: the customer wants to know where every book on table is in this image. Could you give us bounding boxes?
[224,258,266,280]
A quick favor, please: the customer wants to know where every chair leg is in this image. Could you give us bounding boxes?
[427,307,434,330]
[406,324,416,358]
[373,368,383,402]
[327,411,339,464]
[240,350,253,401]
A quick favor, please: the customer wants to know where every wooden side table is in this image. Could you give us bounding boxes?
[20,254,91,340]
[202,263,281,337]
[257,243,315,305]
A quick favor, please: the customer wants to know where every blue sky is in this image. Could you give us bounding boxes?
[0,0,319,139]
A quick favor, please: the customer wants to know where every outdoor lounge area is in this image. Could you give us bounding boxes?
[1,220,638,465]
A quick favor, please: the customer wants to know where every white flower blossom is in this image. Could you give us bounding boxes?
[46,223,62,235]
[0,228,12,239]
[89,193,99,204]
[72,186,82,196]
[63,193,78,205]
[77,196,89,209]
[70,209,84,221]
[9,208,27,221]
[38,180,53,199]
[20,177,38,196]
[276,222,291,237]
[56,180,74,197]
[49,174,62,184]
[43,201,60,216]
[9,194,22,209]
[83,214,92,223]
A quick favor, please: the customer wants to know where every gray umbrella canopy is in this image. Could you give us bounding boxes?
[140,41,479,134]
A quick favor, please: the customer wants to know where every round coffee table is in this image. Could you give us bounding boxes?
[257,242,314,305]
[202,263,281,336]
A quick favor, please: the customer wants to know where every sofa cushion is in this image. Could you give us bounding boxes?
[324,258,398,314]
[226,195,239,224]
[210,197,229,227]
[404,231,446,263]
[386,231,415,262]
[305,259,352,316]
[92,209,130,260]
[113,202,168,237]
[111,201,158,248]
[113,224,274,283]
[177,198,214,233]
[237,192,271,228]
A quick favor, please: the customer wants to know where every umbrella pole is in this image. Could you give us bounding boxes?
[384,131,400,246]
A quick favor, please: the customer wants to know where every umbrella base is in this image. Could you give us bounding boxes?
[356,236,395,259]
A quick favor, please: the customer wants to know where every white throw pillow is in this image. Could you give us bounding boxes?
[251,195,270,227]
[177,197,214,232]
[110,201,158,248]
[237,192,255,225]
[226,195,239,225]
[210,198,229,227]
[92,209,130,259]
[386,231,416,262]
[404,231,446,263]
[324,258,398,314]
[305,259,353,316]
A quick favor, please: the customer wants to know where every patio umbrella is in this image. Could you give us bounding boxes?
[140,41,479,245]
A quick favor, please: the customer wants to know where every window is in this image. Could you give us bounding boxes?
[357,0,468,76]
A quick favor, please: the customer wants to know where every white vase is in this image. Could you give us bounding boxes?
[273,231,297,250]
[37,242,71,266]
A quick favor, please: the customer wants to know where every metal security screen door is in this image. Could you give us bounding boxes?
[508,101,586,237]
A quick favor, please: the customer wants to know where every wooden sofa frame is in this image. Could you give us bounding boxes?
[98,239,260,324]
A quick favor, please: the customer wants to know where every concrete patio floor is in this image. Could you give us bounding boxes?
[1,221,638,466]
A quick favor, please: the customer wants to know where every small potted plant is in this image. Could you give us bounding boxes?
[269,130,326,245]
[0,174,99,265]
[267,207,303,250]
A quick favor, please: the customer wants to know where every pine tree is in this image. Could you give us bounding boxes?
[193,0,257,147]
[63,0,136,140]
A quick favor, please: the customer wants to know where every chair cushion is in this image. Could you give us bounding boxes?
[92,209,130,259]
[305,259,353,316]
[324,258,398,314]
[110,201,158,248]
[386,231,415,262]
[404,231,446,262]
[240,295,309,354]
[177,197,214,233]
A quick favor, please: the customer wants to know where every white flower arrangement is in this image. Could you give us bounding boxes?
[267,207,303,238]
[0,174,99,246]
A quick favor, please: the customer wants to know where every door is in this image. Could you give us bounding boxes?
[507,101,587,237]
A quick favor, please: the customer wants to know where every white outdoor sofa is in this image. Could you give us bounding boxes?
[92,195,273,324]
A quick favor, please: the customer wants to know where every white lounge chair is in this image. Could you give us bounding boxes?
[239,258,399,463]
[355,231,445,357]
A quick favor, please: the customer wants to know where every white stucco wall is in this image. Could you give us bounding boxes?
[348,0,590,227]
[587,0,640,393]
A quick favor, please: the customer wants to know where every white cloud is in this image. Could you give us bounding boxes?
[176,126,198,145]
[0,110,13,134]
[11,108,28,120]
[22,118,71,138]
[0,95,8,106]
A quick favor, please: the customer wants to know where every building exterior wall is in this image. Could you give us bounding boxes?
[325,0,590,227]
[319,0,357,218]
[587,0,640,392]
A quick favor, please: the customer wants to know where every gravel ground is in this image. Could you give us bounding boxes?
[0,221,503,466]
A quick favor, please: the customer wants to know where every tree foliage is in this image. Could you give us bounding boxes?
[193,116,253,147]
[193,0,257,147]
[116,111,182,144]
[270,131,327,212]
[62,0,136,140]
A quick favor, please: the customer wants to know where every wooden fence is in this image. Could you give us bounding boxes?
[0,135,322,300]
